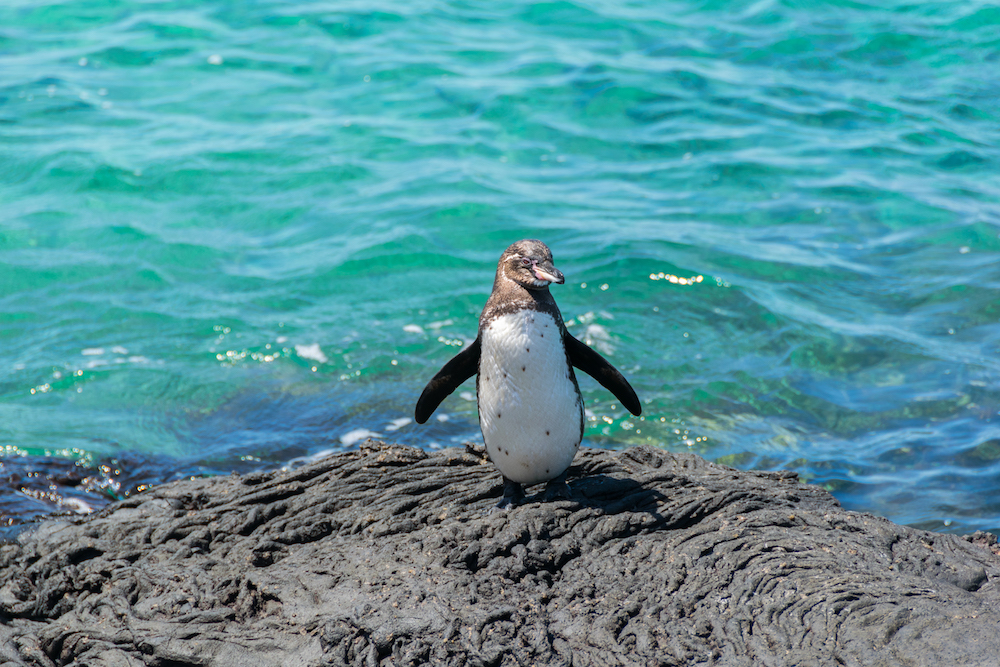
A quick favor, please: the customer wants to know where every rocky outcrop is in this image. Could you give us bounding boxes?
[1,441,998,666]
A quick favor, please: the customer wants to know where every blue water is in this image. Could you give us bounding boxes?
[2,0,999,534]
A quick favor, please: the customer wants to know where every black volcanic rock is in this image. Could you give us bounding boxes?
[2,441,999,666]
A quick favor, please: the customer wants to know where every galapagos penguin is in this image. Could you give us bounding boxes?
[414,239,641,508]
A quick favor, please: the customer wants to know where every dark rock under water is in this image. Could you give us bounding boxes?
[1,441,999,666]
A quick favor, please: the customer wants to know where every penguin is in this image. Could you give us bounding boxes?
[414,239,641,508]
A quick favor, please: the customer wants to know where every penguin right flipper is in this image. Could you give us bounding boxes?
[414,337,481,424]
[564,333,642,416]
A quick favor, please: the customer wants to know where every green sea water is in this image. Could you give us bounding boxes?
[2,0,999,533]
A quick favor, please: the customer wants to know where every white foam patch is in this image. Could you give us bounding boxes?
[403,324,424,335]
[295,343,328,364]
[583,323,614,355]
[61,498,93,514]
[584,323,609,339]
[340,428,381,446]
[427,319,453,330]
[282,448,336,470]
[385,417,411,432]
[459,391,475,402]
[81,348,104,356]
[436,414,449,422]
[111,345,128,355]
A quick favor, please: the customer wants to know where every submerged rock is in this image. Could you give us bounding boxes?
[1,441,998,666]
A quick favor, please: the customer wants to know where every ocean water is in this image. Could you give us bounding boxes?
[2,0,999,534]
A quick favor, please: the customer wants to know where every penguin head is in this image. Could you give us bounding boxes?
[499,239,565,290]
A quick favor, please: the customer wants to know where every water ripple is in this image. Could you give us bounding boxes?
[1,0,998,535]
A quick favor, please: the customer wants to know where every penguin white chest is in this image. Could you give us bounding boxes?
[478,310,583,485]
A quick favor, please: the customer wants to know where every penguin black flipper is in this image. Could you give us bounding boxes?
[564,333,642,416]
[414,337,481,424]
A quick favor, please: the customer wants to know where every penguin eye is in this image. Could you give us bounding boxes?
[519,258,531,267]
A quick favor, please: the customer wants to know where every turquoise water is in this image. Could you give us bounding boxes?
[2,1,999,534]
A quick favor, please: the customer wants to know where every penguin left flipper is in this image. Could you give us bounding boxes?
[414,337,481,424]
[564,333,642,416]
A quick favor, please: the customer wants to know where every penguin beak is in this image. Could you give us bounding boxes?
[532,261,565,285]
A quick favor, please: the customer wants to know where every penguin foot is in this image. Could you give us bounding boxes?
[541,481,571,501]
[496,477,525,510]
[541,471,571,502]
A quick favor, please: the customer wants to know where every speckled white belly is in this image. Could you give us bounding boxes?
[478,310,583,485]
